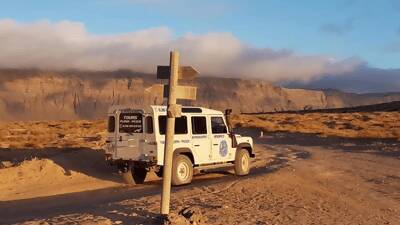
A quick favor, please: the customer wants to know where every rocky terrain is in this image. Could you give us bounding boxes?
[1,69,400,121]
[234,112,400,141]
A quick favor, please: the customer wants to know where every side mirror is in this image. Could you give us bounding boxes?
[224,109,233,133]
[225,109,237,148]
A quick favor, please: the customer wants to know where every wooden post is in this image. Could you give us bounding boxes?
[160,51,180,215]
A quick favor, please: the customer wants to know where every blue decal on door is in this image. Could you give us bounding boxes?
[219,140,228,157]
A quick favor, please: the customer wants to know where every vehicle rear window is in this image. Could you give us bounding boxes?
[145,116,154,134]
[108,116,115,133]
[191,116,207,134]
[158,116,188,135]
[119,112,143,133]
[211,117,227,134]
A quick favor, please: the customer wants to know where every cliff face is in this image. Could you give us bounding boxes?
[0,70,399,121]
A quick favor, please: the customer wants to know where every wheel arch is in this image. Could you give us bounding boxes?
[173,147,196,164]
[236,143,255,158]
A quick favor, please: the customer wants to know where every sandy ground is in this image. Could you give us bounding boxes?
[0,127,399,225]
[233,112,400,140]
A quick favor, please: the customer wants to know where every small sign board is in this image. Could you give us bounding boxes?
[157,66,198,80]
[119,112,143,133]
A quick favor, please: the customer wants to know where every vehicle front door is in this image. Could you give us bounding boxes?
[210,116,232,162]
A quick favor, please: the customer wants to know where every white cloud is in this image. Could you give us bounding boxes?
[0,19,362,82]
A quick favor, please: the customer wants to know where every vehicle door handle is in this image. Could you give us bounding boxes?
[194,144,200,147]
[213,144,218,146]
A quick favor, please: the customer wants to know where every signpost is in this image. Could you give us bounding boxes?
[154,51,198,216]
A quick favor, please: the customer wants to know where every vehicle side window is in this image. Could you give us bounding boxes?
[211,117,227,134]
[145,116,153,134]
[191,116,207,134]
[158,116,188,135]
[108,116,115,133]
[175,116,188,134]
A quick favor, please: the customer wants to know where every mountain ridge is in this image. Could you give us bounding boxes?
[0,69,399,121]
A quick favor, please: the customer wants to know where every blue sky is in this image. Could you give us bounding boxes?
[1,0,399,69]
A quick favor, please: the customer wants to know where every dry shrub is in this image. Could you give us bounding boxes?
[0,120,107,150]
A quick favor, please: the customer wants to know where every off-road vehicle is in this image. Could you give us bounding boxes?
[104,105,254,185]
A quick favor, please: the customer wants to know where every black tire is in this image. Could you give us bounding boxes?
[172,155,193,186]
[132,167,147,184]
[234,148,250,176]
[155,166,163,178]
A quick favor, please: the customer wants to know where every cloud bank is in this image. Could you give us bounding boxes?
[285,66,400,93]
[0,19,362,82]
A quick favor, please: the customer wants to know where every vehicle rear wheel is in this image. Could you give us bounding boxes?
[132,167,147,184]
[172,155,193,186]
[155,166,163,178]
[234,148,250,176]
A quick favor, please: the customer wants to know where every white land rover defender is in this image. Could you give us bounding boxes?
[104,105,255,186]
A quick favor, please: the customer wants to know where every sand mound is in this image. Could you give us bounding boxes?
[0,158,119,201]
[0,158,73,185]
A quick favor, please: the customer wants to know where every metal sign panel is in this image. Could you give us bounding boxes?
[157,66,198,80]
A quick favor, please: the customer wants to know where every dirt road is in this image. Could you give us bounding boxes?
[0,128,399,225]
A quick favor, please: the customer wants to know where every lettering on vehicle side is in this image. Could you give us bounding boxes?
[192,135,207,139]
[160,140,181,144]
[213,134,224,138]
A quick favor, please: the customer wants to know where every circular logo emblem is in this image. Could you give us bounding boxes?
[219,140,228,157]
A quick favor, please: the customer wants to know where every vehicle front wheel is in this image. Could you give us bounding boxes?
[172,155,193,186]
[234,148,250,176]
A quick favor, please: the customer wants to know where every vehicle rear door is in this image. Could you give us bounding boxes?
[115,109,144,160]
[105,115,117,156]
[143,115,157,157]
[191,116,211,164]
